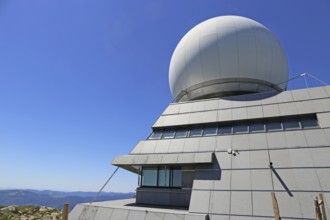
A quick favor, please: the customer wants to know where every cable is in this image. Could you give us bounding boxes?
[90,167,120,205]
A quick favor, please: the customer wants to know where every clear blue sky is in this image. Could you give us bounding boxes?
[0,0,329,192]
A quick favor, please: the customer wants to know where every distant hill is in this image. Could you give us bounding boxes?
[0,189,135,209]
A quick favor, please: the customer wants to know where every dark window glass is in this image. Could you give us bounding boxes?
[190,128,203,137]
[142,168,157,186]
[233,125,248,134]
[203,127,218,136]
[163,130,175,139]
[218,126,233,135]
[158,167,170,187]
[266,122,282,131]
[172,168,182,187]
[175,130,188,138]
[149,131,162,140]
[283,120,301,130]
[249,123,265,133]
[300,118,319,129]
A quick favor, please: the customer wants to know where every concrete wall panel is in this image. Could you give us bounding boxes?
[318,112,330,128]
[285,130,308,148]
[304,129,329,147]
[247,106,263,119]
[291,89,310,101]
[230,191,252,215]
[262,104,280,118]
[154,140,171,153]
[183,138,200,152]
[308,86,329,99]
[217,109,232,121]
[215,136,232,152]
[169,139,185,153]
[252,192,274,217]
[210,191,230,214]
[199,136,216,152]
[251,170,272,191]
[248,133,267,150]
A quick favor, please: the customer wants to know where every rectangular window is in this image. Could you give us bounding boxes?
[283,120,301,130]
[149,131,162,140]
[218,126,233,135]
[233,125,248,134]
[300,118,319,129]
[175,130,188,138]
[158,168,170,187]
[162,130,175,139]
[249,123,265,133]
[172,168,182,187]
[266,122,282,131]
[141,167,182,188]
[142,168,157,186]
[203,127,218,136]
[190,128,203,137]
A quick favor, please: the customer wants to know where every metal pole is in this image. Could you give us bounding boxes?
[320,193,327,220]
[271,192,281,220]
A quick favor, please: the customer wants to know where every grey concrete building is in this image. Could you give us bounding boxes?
[70,16,330,220]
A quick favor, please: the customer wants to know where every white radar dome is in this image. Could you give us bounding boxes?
[169,15,288,102]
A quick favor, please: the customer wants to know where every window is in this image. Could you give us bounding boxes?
[141,167,182,188]
[203,127,217,136]
[250,123,265,133]
[141,168,157,187]
[163,130,175,139]
[149,131,162,140]
[172,168,182,187]
[175,130,188,138]
[158,167,170,187]
[218,126,233,135]
[190,128,203,137]
[300,118,319,129]
[266,122,282,131]
[233,125,248,134]
[147,115,319,140]
[283,120,300,130]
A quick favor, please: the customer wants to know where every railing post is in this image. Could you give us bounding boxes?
[63,203,69,220]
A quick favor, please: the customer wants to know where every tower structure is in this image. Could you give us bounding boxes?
[70,16,330,220]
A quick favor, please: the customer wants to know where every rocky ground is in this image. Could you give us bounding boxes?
[0,206,63,220]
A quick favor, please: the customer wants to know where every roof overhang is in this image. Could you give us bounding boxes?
[112,152,214,174]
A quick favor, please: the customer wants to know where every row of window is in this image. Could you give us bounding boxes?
[141,167,182,188]
[148,117,319,140]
